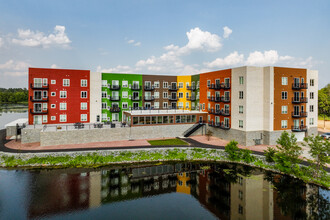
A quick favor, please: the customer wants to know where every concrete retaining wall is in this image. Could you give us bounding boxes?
[40,124,203,146]
[21,128,42,144]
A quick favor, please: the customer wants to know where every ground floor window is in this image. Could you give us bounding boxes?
[60,114,67,122]
[131,114,194,125]
[81,114,87,121]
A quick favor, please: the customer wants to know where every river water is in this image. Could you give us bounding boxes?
[0,106,28,129]
[0,162,328,220]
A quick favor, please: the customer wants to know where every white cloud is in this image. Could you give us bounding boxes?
[223,26,232,38]
[0,60,30,77]
[12,25,71,48]
[205,51,244,68]
[127,39,135,44]
[50,64,58,68]
[127,39,141,46]
[246,50,279,66]
[96,65,135,73]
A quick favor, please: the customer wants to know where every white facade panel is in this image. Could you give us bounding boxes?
[90,72,102,123]
[263,67,274,131]
[306,70,318,129]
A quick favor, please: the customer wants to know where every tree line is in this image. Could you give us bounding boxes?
[0,88,28,104]
[319,83,330,117]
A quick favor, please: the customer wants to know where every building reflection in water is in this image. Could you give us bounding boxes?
[26,163,329,220]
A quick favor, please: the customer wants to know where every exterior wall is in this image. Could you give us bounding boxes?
[306,69,318,130]
[263,67,274,132]
[90,72,101,123]
[191,74,200,110]
[231,67,246,131]
[28,68,90,125]
[101,73,143,122]
[142,75,177,109]
[274,67,307,131]
[40,124,203,146]
[21,128,42,143]
[177,75,191,109]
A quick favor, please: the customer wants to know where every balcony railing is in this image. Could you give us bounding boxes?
[144,96,155,101]
[168,96,178,101]
[131,85,141,90]
[292,97,308,104]
[208,122,220,127]
[110,96,120,101]
[132,96,141,101]
[30,109,48,114]
[187,86,196,91]
[208,96,215,102]
[208,84,215,89]
[214,110,221,115]
[292,83,308,90]
[221,96,230,103]
[214,97,221,102]
[187,96,196,101]
[110,107,121,112]
[30,96,48,102]
[208,108,214,114]
[144,85,155,91]
[220,122,230,130]
[291,111,308,118]
[30,83,49,90]
[168,85,178,91]
[110,85,121,90]
[221,83,231,89]
[291,125,307,132]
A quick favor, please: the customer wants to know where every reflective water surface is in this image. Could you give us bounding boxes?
[0,106,28,129]
[0,162,329,220]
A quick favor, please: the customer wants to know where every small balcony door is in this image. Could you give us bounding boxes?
[171,82,177,88]
[224,78,230,85]
[112,80,119,86]
[133,102,139,109]
[294,119,299,128]
[112,113,119,121]
[294,78,300,87]
[33,115,42,125]
[145,102,151,109]
[133,92,139,99]
[171,102,177,108]
[215,91,220,99]
[34,103,42,112]
[34,78,42,88]
[224,91,230,100]
[145,91,151,99]
[294,106,300,115]
[224,104,230,113]
[294,92,300,102]
[112,103,119,108]
[145,81,151,88]
[215,116,220,125]
[34,91,42,100]
[224,118,229,127]
[112,91,119,98]
[215,104,220,111]
[171,92,177,99]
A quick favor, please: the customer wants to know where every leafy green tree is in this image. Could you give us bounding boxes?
[303,135,330,178]
[225,140,241,161]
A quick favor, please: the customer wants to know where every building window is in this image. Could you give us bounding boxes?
[186,82,189,88]
[239,120,243,128]
[163,82,168,88]
[102,102,107,109]
[81,114,87,121]
[238,205,243,214]
[163,92,168,99]
[51,116,56,121]
[102,80,107,87]
[102,113,107,121]
[310,105,314,112]
[178,102,183,108]
[239,91,243,99]
[281,106,288,114]
[239,190,243,200]
[60,91,67,98]
[310,79,314,86]
[178,82,183,88]
[51,104,56,109]
[60,114,67,122]
[178,92,183,98]
[207,91,210,99]
[102,91,107,98]
[309,118,314,125]
[51,92,56,96]
[202,103,205,110]
[282,77,288,85]
[310,92,314,99]
[186,92,189,98]
[60,103,67,110]
[281,91,287,100]
[281,120,288,128]
[43,115,47,123]
[81,79,87,87]
[81,102,87,110]
[81,91,87,98]
[51,80,56,84]
[163,102,168,108]
[43,103,47,111]
[207,80,210,87]
[185,102,189,109]
[122,102,128,109]
[154,92,159,99]
[154,102,159,109]
[43,78,48,86]
[239,106,243,113]
[63,79,70,86]
[122,81,128,88]
[239,76,244,85]
[122,91,128,98]
[154,81,160,88]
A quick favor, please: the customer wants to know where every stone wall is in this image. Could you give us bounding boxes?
[40,124,204,146]
[21,128,42,144]
[6,126,17,137]
[307,127,318,137]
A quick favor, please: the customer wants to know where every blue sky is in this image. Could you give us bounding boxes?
[0,0,329,88]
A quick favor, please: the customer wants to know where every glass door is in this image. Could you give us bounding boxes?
[34,103,42,112]
[34,91,42,100]
[112,113,119,121]
[33,115,42,124]
[294,106,299,116]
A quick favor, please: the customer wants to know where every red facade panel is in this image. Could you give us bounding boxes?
[28,68,90,125]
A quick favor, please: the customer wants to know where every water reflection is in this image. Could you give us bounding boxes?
[0,162,329,220]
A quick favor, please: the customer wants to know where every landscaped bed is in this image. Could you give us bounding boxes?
[147,138,188,146]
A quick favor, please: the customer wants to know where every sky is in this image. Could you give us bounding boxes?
[0,0,329,88]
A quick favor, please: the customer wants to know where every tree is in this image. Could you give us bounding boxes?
[205,129,213,141]
[318,89,330,129]
[303,135,330,178]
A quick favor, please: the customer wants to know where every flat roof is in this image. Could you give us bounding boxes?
[5,118,28,127]
[123,110,207,116]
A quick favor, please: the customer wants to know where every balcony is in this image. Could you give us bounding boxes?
[109,96,120,101]
[292,97,308,104]
[292,83,308,90]
[30,109,48,114]
[168,96,178,101]
[221,110,231,116]
[131,85,141,90]
[214,97,221,102]
[30,83,49,90]
[221,96,230,103]
[208,122,220,127]
[208,108,214,114]
[132,96,141,101]
[144,96,155,101]
[291,125,307,132]
[221,83,231,89]
[208,96,215,102]
[187,86,196,91]
[291,111,308,118]
[187,96,196,101]
[110,85,121,90]
[110,107,121,113]
[220,122,230,130]
[208,84,215,89]
[144,85,155,91]
[30,96,48,102]
[214,110,222,115]
[168,85,178,91]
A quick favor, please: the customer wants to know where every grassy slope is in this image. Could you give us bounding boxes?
[148,138,188,146]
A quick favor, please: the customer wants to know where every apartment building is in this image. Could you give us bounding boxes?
[28,66,318,145]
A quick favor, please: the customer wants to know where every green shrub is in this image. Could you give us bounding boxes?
[264,147,276,162]
[241,149,256,163]
[225,140,241,161]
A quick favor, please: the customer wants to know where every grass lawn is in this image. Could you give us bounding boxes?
[148,138,189,146]
[318,114,330,121]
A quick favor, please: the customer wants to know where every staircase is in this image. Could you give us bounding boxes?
[183,123,205,137]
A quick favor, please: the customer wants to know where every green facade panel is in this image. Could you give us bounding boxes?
[191,74,200,110]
